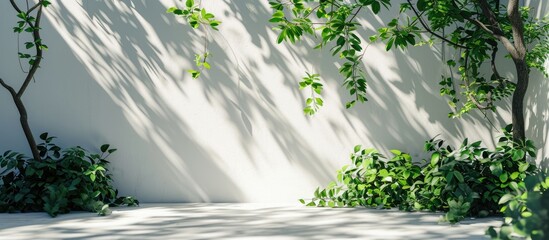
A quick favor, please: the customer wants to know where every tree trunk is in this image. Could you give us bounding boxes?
[511,60,529,143]
[0,78,41,161]
[506,0,528,143]
[14,98,41,161]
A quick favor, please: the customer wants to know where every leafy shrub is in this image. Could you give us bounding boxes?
[487,171,549,240]
[0,133,138,217]
[301,125,538,223]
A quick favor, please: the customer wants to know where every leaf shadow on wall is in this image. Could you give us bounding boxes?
[44,0,248,202]
[527,70,549,167]
[44,0,346,202]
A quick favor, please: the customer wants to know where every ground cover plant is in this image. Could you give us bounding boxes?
[0,0,137,217]
[300,125,538,223]
[0,133,139,217]
[487,170,549,240]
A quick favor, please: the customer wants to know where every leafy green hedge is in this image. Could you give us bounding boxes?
[0,133,138,217]
[301,125,538,223]
[487,171,548,239]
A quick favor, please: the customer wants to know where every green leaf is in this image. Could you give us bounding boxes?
[390,149,401,155]
[378,169,389,177]
[382,176,393,182]
[521,211,532,218]
[510,172,519,180]
[185,0,194,8]
[40,132,49,141]
[445,171,454,183]
[511,150,525,161]
[203,62,211,70]
[277,30,286,44]
[453,171,464,183]
[417,0,428,11]
[371,1,381,14]
[187,69,201,79]
[166,7,178,13]
[100,144,110,153]
[14,193,24,202]
[346,100,356,109]
[518,162,529,172]
[386,37,395,51]
[498,194,514,205]
[499,172,508,183]
[490,162,503,176]
[430,152,440,166]
[272,10,284,19]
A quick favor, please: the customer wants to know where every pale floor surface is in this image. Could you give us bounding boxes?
[0,203,502,240]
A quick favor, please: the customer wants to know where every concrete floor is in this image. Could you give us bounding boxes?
[0,204,502,239]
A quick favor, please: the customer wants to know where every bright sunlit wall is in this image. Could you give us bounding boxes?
[0,0,547,202]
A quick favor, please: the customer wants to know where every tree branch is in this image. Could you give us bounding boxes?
[0,78,18,98]
[9,0,23,14]
[506,0,526,59]
[490,44,502,80]
[348,5,363,23]
[468,94,491,110]
[17,3,44,98]
[27,2,43,14]
[476,0,519,59]
[406,0,469,49]
[449,0,496,35]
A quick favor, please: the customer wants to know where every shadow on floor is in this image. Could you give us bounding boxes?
[0,204,502,240]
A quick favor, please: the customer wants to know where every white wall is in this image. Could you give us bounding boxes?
[0,0,547,203]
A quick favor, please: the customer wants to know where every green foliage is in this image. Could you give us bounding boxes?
[268,0,549,118]
[168,0,221,79]
[299,72,324,115]
[0,133,138,217]
[270,0,371,108]
[167,0,221,30]
[487,171,549,240]
[13,1,50,70]
[186,52,211,79]
[301,125,538,223]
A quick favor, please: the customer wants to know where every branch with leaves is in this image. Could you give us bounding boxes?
[167,0,221,79]
[1,0,51,161]
[268,0,548,141]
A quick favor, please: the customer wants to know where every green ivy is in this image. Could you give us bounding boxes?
[0,133,138,217]
[301,125,538,223]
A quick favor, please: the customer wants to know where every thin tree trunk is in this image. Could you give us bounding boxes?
[507,0,528,143]
[15,98,41,161]
[469,0,528,142]
[0,78,41,161]
[2,1,45,161]
[511,60,529,142]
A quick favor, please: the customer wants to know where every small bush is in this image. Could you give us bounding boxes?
[301,125,538,223]
[487,170,549,239]
[0,133,138,217]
